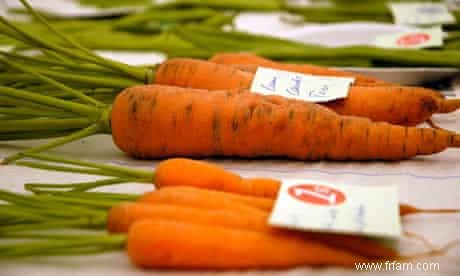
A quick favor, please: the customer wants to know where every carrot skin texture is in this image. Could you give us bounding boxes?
[127,220,373,269]
[107,202,268,233]
[209,52,389,87]
[111,85,457,161]
[155,57,454,126]
[138,187,268,215]
[155,158,281,198]
[142,185,275,211]
[110,199,397,258]
[155,58,253,90]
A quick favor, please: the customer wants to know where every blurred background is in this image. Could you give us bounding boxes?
[0,0,459,85]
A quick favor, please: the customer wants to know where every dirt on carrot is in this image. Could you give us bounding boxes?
[111,84,460,162]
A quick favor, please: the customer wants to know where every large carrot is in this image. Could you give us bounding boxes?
[111,84,460,161]
[154,58,460,126]
[3,83,459,164]
[127,219,373,268]
[209,52,389,86]
[108,201,397,258]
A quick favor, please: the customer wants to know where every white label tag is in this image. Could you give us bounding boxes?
[374,26,444,49]
[269,179,401,238]
[389,2,456,26]
[250,67,354,103]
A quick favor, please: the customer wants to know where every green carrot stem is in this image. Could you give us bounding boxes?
[38,194,132,209]
[0,56,104,107]
[0,94,69,113]
[23,152,154,181]
[13,161,121,177]
[3,50,116,75]
[0,73,39,84]
[0,190,105,217]
[0,129,77,141]
[0,216,107,234]
[0,117,93,133]
[0,86,99,117]
[17,0,147,81]
[59,191,140,202]
[32,67,140,88]
[0,15,143,82]
[0,107,71,117]
[0,205,50,221]
[25,177,139,194]
[2,123,105,164]
[0,234,126,258]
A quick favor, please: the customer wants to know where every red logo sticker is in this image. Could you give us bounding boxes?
[288,184,346,206]
[396,33,430,46]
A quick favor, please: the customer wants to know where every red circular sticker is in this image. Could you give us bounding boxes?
[288,184,346,206]
[396,33,430,46]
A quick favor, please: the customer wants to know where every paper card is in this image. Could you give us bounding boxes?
[269,179,402,238]
[374,26,444,49]
[250,67,354,103]
[389,2,456,26]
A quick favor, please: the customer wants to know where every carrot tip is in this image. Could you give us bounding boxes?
[452,135,460,147]
[439,99,460,113]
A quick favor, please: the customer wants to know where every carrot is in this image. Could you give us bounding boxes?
[154,58,253,90]
[322,86,452,126]
[209,52,390,86]
[154,158,280,198]
[111,84,460,161]
[108,201,397,258]
[139,186,275,211]
[138,187,267,215]
[154,58,459,126]
[106,202,267,233]
[127,219,373,268]
[399,203,460,216]
[147,171,459,217]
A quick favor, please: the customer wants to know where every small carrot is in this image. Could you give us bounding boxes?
[137,187,267,215]
[108,201,397,258]
[153,58,460,126]
[106,202,267,233]
[127,219,373,269]
[139,186,274,211]
[111,85,460,161]
[151,160,460,217]
[154,158,280,198]
[209,52,389,86]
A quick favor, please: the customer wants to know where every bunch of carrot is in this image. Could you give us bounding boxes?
[0,1,460,163]
[2,153,459,268]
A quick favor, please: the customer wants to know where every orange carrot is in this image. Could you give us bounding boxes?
[155,58,253,90]
[151,160,460,217]
[108,201,396,258]
[111,84,460,161]
[154,159,280,198]
[153,58,459,126]
[399,203,460,216]
[107,202,267,233]
[138,187,267,215]
[127,219,373,268]
[209,52,389,86]
[140,186,274,211]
